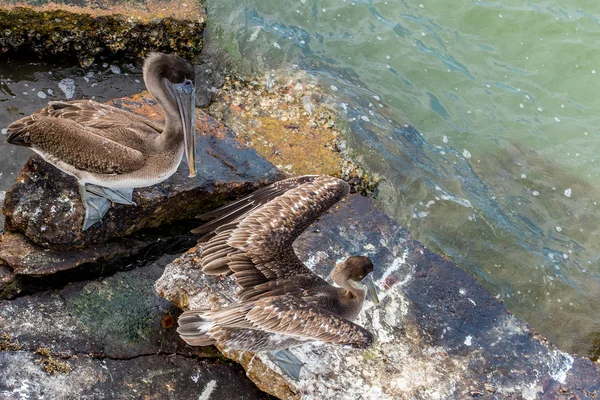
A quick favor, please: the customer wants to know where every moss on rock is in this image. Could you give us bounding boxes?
[0,6,204,66]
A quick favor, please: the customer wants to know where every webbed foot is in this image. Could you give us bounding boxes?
[80,188,111,231]
[268,349,305,381]
[79,184,136,230]
[86,184,136,205]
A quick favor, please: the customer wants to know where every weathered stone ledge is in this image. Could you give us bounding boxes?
[0,1,205,66]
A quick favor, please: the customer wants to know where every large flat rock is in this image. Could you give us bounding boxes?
[2,92,282,250]
[155,194,600,399]
[0,1,205,66]
[0,255,271,399]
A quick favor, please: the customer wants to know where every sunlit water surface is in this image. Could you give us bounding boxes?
[201,0,600,357]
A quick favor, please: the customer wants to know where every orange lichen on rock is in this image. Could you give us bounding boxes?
[208,75,346,178]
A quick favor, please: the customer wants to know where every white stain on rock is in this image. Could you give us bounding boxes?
[198,380,217,400]
[377,249,408,287]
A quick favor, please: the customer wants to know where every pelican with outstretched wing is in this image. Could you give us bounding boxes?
[178,175,378,351]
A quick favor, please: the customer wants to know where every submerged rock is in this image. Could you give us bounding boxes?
[2,94,282,250]
[155,194,600,399]
[0,256,271,399]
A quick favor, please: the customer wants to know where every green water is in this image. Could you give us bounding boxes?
[203,0,600,357]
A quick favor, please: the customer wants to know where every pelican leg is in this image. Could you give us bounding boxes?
[79,185,111,231]
[85,184,136,206]
[268,349,304,381]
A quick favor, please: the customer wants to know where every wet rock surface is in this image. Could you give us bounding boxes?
[2,94,282,250]
[0,255,271,399]
[156,194,600,399]
[194,50,230,108]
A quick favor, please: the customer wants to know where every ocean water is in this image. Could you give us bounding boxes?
[202,0,600,357]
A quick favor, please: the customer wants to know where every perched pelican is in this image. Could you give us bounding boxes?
[6,53,197,230]
[178,175,378,351]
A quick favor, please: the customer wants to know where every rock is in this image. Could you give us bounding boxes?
[0,351,272,400]
[0,261,16,299]
[0,255,271,399]
[207,75,376,194]
[194,50,230,108]
[155,194,600,399]
[2,93,283,250]
[1,256,204,358]
[0,226,198,300]
[0,2,205,66]
[0,231,150,277]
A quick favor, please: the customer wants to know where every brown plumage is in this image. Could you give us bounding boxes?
[178,175,377,351]
[6,53,198,230]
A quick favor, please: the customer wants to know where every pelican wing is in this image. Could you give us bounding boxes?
[38,100,163,132]
[207,295,374,348]
[6,100,158,174]
[7,115,146,175]
[197,175,350,297]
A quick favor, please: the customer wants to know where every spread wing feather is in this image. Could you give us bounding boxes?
[208,295,373,348]
[196,175,350,298]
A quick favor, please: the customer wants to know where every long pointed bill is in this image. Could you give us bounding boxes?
[165,80,197,177]
[364,274,380,304]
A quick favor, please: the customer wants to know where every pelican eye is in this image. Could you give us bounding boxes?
[184,79,193,86]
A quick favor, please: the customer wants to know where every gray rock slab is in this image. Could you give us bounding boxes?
[0,352,270,400]
[155,194,600,399]
[1,256,197,358]
[0,255,271,399]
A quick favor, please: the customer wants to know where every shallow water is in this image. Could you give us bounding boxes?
[203,0,600,357]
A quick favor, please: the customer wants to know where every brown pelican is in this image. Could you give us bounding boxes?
[178,175,378,352]
[6,53,197,230]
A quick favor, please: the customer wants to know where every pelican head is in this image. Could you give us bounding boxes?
[143,52,198,177]
[331,255,379,304]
